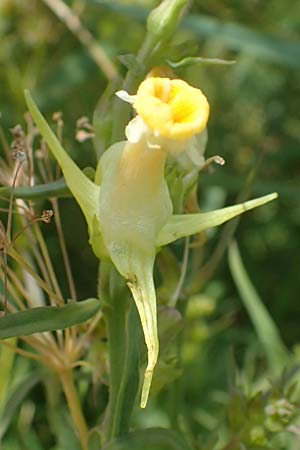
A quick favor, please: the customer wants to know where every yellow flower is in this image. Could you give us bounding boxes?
[133,77,209,140]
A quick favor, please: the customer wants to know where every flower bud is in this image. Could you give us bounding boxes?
[147,0,189,41]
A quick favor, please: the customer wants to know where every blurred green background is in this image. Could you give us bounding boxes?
[0,0,299,448]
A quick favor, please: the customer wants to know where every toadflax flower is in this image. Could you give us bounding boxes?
[25,77,277,408]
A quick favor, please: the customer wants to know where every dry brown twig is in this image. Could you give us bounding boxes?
[41,0,118,80]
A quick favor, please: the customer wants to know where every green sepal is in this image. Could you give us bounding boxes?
[156,192,278,246]
[24,90,100,235]
[0,298,100,339]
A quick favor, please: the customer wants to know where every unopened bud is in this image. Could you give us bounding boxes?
[147,0,189,41]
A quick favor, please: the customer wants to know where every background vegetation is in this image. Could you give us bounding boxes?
[0,1,299,449]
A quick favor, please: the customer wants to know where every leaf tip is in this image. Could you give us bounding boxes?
[262,191,278,204]
[24,89,31,103]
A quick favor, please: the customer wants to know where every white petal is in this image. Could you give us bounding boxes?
[125,116,148,143]
[115,90,136,104]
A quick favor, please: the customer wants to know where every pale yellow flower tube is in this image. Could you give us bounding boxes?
[97,136,173,407]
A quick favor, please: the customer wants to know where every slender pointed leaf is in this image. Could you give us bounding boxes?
[0,298,100,339]
[0,178,70,200]
[167,56,236,68]
[228,241,289,372]
[157,193,278,246]
[24,90,100,232]
[101,264,141,439]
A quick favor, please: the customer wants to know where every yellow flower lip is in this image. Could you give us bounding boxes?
[133,77,209,140]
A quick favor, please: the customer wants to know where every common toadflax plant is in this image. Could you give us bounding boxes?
[25,77,277,408]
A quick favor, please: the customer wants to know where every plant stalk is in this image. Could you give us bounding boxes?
[99,262,141,442]
[59,369,89,450]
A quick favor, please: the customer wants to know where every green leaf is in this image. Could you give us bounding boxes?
[0,298,100,339]
[228,241,289,372]
[100,264,141,440]
[167,56,236,68]
[24,90,100,233]
[156,193,278,246]
[0,178,70,200]
[102,427,192,450]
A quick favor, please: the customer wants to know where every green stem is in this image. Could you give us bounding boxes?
[59,369,89,450]
[99,262,141,442]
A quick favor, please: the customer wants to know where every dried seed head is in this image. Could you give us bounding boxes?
[11,147,27,162]
[75,116,95,142]
[52,111,63,123]
[76,116,93,130]
[41,209,54,224]
[10,124,27,162]
[10,124,25,139]
[76,129,95,143]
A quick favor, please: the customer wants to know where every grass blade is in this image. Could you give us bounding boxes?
[0,298,100,339]
[228,240,289,372]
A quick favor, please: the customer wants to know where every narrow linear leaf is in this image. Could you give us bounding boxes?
[228,241,289,371]
[157,193,278,246]
[0,298,100,339]
[100,264,141,439]
[0,178,70,200]
[24,90,100,231]
[167,56,236,68]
